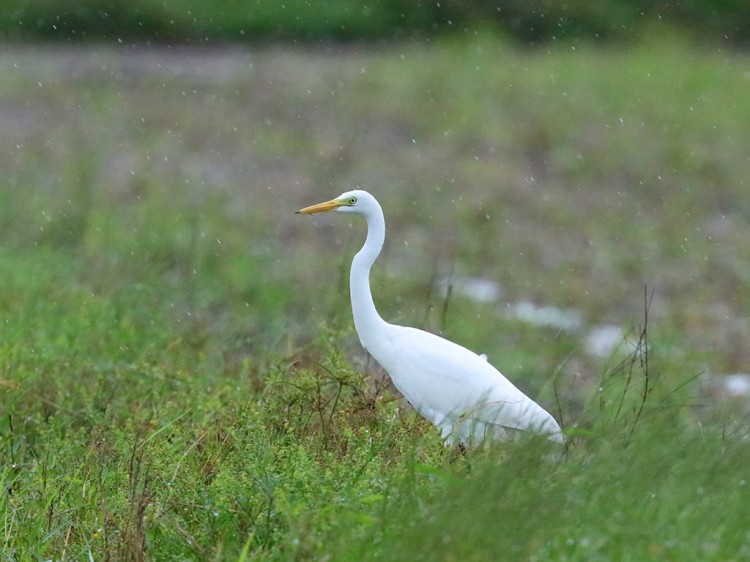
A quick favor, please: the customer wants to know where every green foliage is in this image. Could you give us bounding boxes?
[2,0,750,45]
[0,293,440,559]
[1,0,435,42]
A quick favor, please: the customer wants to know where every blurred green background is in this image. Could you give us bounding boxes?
[2,2,750,560]
[3,0,750,44]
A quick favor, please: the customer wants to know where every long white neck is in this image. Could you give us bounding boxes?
[350,204,389,348]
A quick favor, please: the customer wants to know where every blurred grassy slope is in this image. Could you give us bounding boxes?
[1,37,748,376]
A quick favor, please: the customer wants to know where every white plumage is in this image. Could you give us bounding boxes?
[297,190,564,446]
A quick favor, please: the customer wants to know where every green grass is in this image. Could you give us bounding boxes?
[2,36,750,559]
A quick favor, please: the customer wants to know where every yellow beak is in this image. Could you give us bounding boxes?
[295,199,341,215]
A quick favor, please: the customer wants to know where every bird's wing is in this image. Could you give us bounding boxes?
[376,326,556,435]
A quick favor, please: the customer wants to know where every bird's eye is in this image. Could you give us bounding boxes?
[348,197,357,205]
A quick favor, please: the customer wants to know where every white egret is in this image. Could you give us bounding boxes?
[297,190,564,446]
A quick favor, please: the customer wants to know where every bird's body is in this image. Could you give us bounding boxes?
[297,190,564,446]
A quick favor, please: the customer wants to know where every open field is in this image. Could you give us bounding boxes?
[1,37,750,560]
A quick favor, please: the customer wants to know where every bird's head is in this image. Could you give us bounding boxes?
[296,189,377,216]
